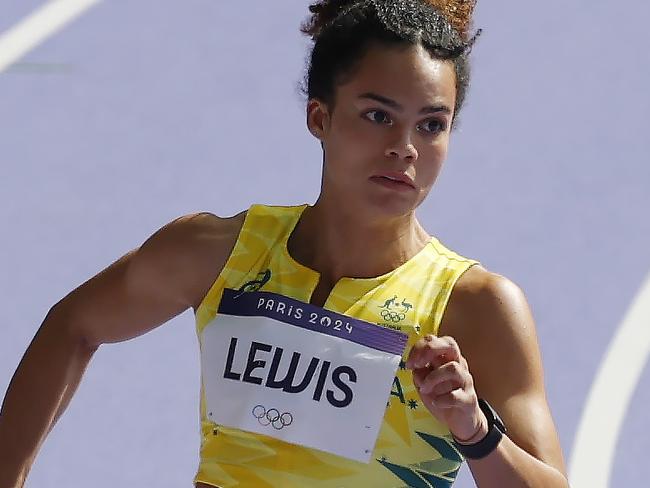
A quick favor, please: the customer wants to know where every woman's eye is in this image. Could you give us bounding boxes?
[364,110,392,125]
[418,119,446,134]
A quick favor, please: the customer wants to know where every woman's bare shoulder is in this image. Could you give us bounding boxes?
[438,264,530,345]
[163,210,247,310]
[51,210,248,347]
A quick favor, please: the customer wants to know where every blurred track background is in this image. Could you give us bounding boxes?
[1,1,649,486]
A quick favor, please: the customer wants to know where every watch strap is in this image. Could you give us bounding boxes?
[452,399,506,460]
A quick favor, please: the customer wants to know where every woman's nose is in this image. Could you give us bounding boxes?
[384,132,418,161]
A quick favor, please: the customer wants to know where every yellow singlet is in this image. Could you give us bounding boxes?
[194,203,479,488]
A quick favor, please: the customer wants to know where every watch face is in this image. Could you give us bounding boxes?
[480,399,507,434]
[494,413,506,433]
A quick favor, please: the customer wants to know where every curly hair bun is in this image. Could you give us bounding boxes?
[301,0,359,39]
[302,0,477,40]
[424,0,477,39]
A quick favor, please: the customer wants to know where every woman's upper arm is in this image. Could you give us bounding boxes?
[440,266,567,475]
[50,211,244,348]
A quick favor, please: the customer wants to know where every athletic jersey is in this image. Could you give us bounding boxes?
[193,203,480,488]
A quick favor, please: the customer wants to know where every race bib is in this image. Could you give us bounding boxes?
[200,288,408,463]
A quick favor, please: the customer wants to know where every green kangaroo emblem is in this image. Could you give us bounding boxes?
[382,295,398,309]
[234,269,272,298]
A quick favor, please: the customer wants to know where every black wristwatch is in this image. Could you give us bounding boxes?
[452,398,506,459]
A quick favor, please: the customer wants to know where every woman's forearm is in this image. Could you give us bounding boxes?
[467,434,569,488]
[0,309,97,488]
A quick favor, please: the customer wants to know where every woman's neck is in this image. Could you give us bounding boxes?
[288,200,431,284]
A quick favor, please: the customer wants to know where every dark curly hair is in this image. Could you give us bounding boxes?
[301,0,481,126]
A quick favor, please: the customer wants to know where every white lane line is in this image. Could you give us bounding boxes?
[0,0,101,73]
[569,271,650,487]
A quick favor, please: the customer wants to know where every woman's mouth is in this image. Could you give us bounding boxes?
[369,175,416,191]
[369,172,416,191]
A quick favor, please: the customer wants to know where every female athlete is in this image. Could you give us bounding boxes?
[0,1,569,487]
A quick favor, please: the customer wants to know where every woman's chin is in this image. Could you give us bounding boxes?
[359,192,421,220]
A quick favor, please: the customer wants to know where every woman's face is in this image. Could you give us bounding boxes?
[308,42,457,220]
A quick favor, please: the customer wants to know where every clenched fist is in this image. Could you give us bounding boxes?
[406,334,488,443]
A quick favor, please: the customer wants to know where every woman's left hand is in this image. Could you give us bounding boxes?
[406,334,487,443]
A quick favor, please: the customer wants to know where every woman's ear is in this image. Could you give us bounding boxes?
[306,99,331,140]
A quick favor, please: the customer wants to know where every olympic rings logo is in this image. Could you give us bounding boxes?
[252,405,294,430]
[380,309,406,322]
